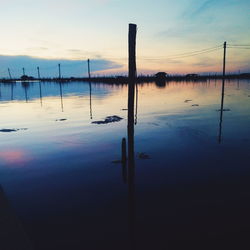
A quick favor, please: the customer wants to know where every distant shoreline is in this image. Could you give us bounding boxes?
[0,73,250,84]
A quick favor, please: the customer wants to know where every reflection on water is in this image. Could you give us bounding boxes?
[0,80,250,249]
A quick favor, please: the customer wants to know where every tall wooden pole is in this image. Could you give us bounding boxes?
[58,64,61,79]
[218,41,227,143]
[128,23,137,161]
[8,68,12,79]
[127,23,137,250]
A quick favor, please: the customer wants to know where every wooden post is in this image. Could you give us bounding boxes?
[37,66,41,79]
[8,68,12,79]
[87,59,91,79]
[58,64,61,79]
[127,23,137,250]
[128,23,137,162]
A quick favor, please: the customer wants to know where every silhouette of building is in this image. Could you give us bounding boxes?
[155,72,168,88]
[155,72,168,79]
[21,75,35,81]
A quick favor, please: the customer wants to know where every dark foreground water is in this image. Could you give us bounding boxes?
[0,80,250,249]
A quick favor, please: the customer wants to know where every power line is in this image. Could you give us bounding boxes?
[138,47,222,61]
[228,44,250,47]
[99,45,223,61]
[228,46,250,50]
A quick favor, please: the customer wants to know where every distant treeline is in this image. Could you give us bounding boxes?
[0,73,250,84]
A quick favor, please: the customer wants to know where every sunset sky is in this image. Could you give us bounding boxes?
[0,0,249,77]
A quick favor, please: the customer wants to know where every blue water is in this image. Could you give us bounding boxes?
[0,80,250,249]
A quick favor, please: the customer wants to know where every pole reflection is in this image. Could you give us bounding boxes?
[89,82,93,119]
[39,81,43,107]
[59,82,64,112]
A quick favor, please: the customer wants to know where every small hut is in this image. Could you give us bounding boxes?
[155,72,168,79]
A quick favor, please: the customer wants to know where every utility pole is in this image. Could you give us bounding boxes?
[58,64,61,79]
[8,68,12,79]
[218,41,227,143]
[37,66,41,79]
[22,67,25,76]
[87,59,91,79]
[220,41,227,115]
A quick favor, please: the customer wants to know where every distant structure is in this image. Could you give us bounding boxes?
[155,72,168,79]
[155,72,168,88]
[21,75,35,81]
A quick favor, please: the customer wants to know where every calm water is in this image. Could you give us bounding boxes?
[0,80,250,249]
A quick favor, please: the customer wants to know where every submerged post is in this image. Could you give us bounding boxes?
[37,66,41,79]
[8,68,12,79]
[58,63,61,79]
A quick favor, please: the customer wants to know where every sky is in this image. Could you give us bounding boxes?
[0,0,249,77]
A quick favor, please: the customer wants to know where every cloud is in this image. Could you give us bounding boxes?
[157,0,250,44]
[0,55,123,78]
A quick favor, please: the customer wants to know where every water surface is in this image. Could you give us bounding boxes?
[0,80,250,249]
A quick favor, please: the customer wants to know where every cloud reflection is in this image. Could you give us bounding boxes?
[0,150,32,166]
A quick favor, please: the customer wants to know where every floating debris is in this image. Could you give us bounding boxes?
[56,119,67,122]
[0,128,27,133]
[184,99,192,103]
[248,95,250,97]
[138,152,151,159]
[121,108,128,111]
[216,108,231,112]
[92,115,123,125]
[191,104,199,107]
[0,129,18,133]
